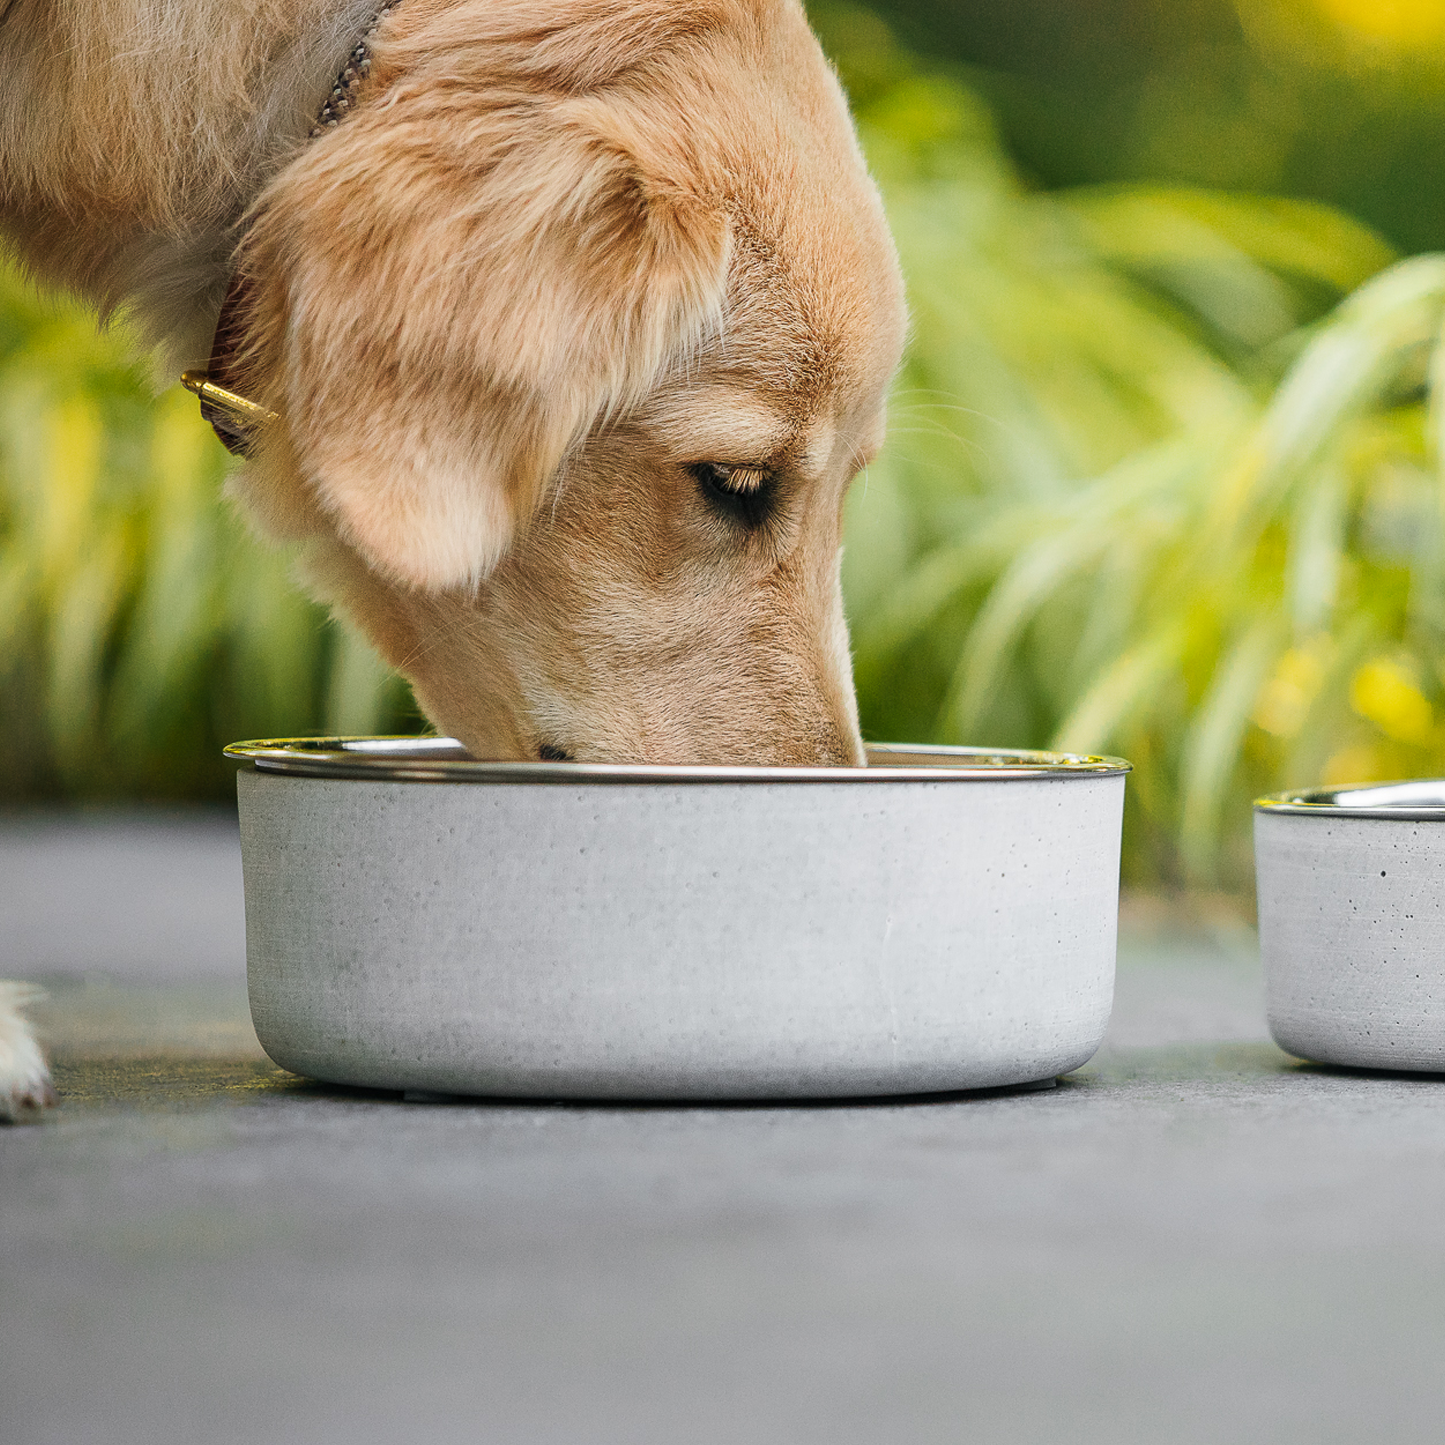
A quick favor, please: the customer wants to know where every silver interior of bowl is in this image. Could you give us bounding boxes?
[1256,779,1445,819]
[224,737,1131,785]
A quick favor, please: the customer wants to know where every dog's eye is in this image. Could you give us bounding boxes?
[688,462,774,529]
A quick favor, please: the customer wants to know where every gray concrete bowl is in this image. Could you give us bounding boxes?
[227,739,1130,1100]
[1255,781,1445,1072]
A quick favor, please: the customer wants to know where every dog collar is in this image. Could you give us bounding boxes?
[181,1,400,455]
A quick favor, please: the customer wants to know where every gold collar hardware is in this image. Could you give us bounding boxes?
[182,1,399,456]
[180,371,279,430]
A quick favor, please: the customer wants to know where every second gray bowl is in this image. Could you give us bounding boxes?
[1256,780,1445,1072]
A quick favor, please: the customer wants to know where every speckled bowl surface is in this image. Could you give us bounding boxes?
[1255,781,1445,1072]
[228,738,1130,1100]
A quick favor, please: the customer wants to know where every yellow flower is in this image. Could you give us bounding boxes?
[1311,0,1445,46]
[1253,642,1327,738]
[1349,656,1434,743]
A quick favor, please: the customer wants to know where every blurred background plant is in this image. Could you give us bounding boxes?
[4,0,1445,895]
[818,1,1445,889]
[0,284,412,802]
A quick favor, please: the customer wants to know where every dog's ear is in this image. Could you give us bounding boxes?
[239,78,730,591]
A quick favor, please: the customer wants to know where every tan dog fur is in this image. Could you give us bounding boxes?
[2,0,905,766]
[0,0,905,1110]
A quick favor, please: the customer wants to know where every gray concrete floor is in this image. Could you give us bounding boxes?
[3,811,1444,1445]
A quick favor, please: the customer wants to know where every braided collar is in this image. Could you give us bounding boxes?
[312,1,400,136]
[181,2,401,455]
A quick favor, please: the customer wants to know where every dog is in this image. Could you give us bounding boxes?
[0,0,907,1116]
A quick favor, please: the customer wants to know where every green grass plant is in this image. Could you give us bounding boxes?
[3,5,1441,893]
[0,282,410,800]
[821,4,1443,886]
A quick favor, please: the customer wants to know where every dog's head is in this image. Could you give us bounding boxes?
[233,0,905,764]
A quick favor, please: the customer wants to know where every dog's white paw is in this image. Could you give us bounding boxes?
[0,981,56,1122]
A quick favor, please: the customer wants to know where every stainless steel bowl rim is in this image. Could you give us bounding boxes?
[1255,778,1445,819]
[224,737,1132,785]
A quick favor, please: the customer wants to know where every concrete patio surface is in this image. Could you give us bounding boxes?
[3,809,1444,1444]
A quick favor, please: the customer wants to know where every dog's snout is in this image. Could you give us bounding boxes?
[792,713,866,768]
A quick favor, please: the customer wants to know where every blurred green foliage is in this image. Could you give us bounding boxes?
[819,2,1445,887]
[4,2,1445,893]
[875,0,1445,255]
[0,284,411,801]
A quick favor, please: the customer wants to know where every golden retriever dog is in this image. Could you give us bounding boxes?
[0,0,906,1116]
